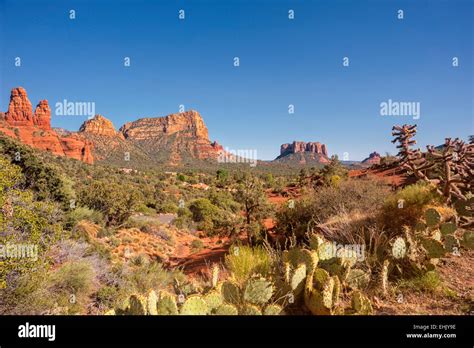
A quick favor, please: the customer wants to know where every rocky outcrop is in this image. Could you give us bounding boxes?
[1,88,225,166]
[362,151,381,165]
[33,100,51,130]
[275,141,330,165]
[280,141,328,158]
[119,110,209,141]
[0,87,94,164]
[79,114,119,137]
[118,110,222,162]
[4,87,34,127]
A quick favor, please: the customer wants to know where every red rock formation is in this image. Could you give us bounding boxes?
[280,141,329,157]
[4,87,34,127]
[0,87,94,164]
[79,114,119,137]
[362,151,381,165]
[120,110,209,140]
[33,100,51,130]
[119,110,222,160]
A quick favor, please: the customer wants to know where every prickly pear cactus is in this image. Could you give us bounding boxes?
[204,290,223,313]
[215,304,238,315]
[443,234,459,252]
[319,257,351,282]
[283,248,318,275]
[317,241,334,261]
[290,263,307,296]
[180,295,208,315]
[346,269,370,290]
[263,304,283,315]
[309,233,326,250]
[243,277,274,305]
[461,231,474,249]
[425,208,441,227]
[240,304,262,315]
[221,280,241,304]
[146,290,158,315]
[440,222,456,236]
[351,291,373,315]
[299,249,319,275]
[420,237,445,258]
[128,294,147,315]
[304,268,336,315]
[157,291,178,315]
[391,237,407,259]
[311,268,331,291]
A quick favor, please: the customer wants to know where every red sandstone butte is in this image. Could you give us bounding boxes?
[0,87,94,164]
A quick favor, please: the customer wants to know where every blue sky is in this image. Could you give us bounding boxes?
[0,0,472,160]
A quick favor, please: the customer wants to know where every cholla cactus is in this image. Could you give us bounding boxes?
[392,125,474,205]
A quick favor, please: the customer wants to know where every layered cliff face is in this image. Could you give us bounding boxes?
[77,111,223,166]
[276,141,330,164]
[120,110,209,141]
[117,110,223,164]
[0,87,94,164]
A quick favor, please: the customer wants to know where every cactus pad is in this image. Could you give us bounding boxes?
[263,304,283,315]
[221,280,241,304]
[425,208,441,227]
[146,290,158,315]
[180,295,208,315]
[157,291,178,315]
[421,237,446,258]
[440,222,456,236]
[443,235,459,252]
[290,263,307,296]
[243,278,274,305]
[346,268,370,290]
[128,294,147,315]
[240,304,262,315]
[351,291,373,315]
[214,304,238,315]
[204,290,223,312]
[391,237,407,259]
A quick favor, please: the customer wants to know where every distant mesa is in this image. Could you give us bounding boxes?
[0,87,94,164]
[361,151,381,165]
[275,141,330,164]
[280,141,328,157]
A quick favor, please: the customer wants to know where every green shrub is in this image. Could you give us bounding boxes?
[78,180,140,226]
[380,182,442,232]
[50,260,96,294]
[277,178,389,240]
[65,206,104,229]
[96,285,118,308]
[224,244,273,284]
[190,239,204,253]
[397,270,443,294]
